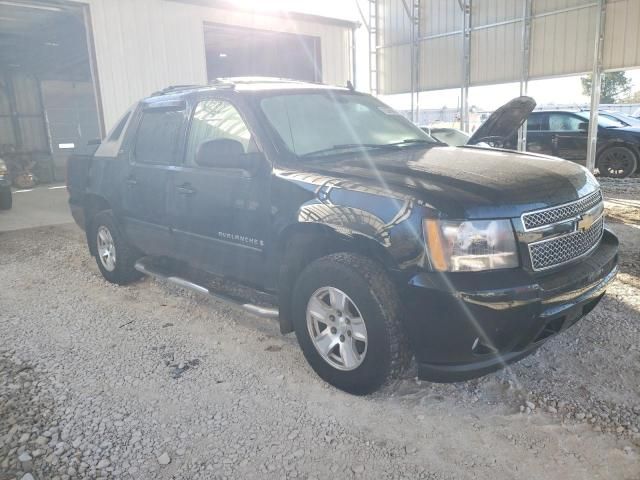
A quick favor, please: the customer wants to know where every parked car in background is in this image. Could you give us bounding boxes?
[0,158,12,210]
[423,97,536,149]
[477,108,640,178]
[524,111,639,178]
[420,127,469,146]
[422,99,639,178]
[68,79,618,394]
[594,110,640,127]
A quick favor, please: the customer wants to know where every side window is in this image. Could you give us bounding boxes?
[134,109,184,165]
[548,113,583,132]
[526,113,547,131]
[185,99,252,166]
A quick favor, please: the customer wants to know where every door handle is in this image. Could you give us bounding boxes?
[125,177,138,186]
[176,183,196,195]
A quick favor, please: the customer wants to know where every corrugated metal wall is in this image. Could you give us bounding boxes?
[377,0,640,95]
[0,73,48,152]
[77,0,353,131]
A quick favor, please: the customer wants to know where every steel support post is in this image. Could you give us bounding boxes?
[369,0,378,95]
[413,0,421,124]
[460,0,471,133]
[517,0,532,152]
[351,27,357,87]
[586,0,606,172]
[400,0,416,120]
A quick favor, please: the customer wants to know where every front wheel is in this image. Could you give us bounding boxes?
[597,145,638,178]
[0,188,12,210]
[90,211,142,285]
[292,253,410,395]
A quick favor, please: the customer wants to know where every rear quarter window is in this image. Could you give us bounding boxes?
[134,110,183,165]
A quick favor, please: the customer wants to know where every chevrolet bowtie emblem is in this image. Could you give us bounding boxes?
[577,214,595,232]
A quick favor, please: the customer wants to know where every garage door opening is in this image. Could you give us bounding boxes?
[0,0,101,184]
[204,24,322,83]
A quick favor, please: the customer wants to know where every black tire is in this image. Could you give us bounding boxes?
[0,188,12,210]
[292,253,410,395]
[597,145,638,178]
[89,210,142,285]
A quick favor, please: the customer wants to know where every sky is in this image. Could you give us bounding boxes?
[226,0,640,111]
[381,71,640,111]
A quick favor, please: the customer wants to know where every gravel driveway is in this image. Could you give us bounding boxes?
[1,181,639,479]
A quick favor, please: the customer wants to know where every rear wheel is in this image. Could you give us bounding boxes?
[597,145,637,178]
[90,211,142,285]
[0,188,12,210]
[292,253,410,395]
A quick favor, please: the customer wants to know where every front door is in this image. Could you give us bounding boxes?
[122,105,185,257]
[167,97,270,284]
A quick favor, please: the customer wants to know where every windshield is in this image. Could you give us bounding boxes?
[575,111,626,128]
[427,128,469,147]
[260,92,436,158]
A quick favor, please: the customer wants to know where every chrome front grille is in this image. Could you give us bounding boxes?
[522,190,603,230]
[529,216,604,271]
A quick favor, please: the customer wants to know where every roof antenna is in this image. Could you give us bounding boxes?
[346,80,355,91]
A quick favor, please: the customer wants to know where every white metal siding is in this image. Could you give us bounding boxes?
[78,0,352,130]
[603,0,640,71]
[377,0,640,95]
[420,35,463,91]
[529,3,597,79]
[419,0,463,91]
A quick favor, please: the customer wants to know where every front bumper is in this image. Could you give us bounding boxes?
[402,228,618,382]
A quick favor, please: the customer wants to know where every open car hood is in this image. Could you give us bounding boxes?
[467,96,536,145]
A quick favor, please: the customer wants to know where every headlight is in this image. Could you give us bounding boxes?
[423,218,518,272]
[0,160,7,175]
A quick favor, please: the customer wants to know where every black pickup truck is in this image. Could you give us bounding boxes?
[68,78,618,394]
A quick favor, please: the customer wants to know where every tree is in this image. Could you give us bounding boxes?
[581,71,632,103]
[619,90,640,104]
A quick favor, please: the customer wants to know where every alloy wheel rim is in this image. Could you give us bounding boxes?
[601,147,634,177]
[97,226,117,272]
[306,286,368,371]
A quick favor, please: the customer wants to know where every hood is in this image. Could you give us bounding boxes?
[467,96,536,145]
[299,146,599,219]
[611,126,640,134]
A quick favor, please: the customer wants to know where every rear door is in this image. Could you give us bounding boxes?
[546,112,589,163]
[121,102,186,257]
[524,112,552,155]
[167,96,270,283]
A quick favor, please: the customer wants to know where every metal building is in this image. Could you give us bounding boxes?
[364,0,640,169]
[0,0,356,181]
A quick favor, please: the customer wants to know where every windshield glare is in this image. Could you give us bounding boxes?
[428,129,469,147]
[576,111,625,128]
[260,92,435,157]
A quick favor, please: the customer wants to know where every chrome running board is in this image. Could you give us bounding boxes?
[135,258,279,320]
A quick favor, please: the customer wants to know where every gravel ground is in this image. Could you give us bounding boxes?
[1,181,639,479]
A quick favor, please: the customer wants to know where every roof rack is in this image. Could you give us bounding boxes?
[150,76,327,98]
[150,80,237,97]
[150,84,205,96]
[218,76,300,84]
[216,76,325,86]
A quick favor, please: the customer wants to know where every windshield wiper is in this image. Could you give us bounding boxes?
[387,138,434,146]
[300,139,435,158]
[300,143,399,158]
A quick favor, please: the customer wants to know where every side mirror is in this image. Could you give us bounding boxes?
[195,138,261,171]
[578,121,589,131]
